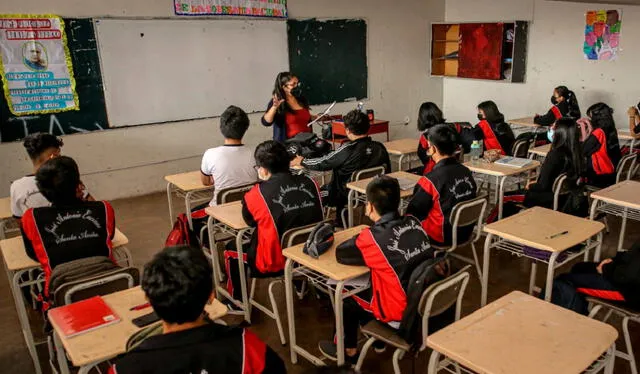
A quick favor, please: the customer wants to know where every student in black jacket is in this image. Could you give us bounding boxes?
[583,103,622,188]
[111,246,285,374]
[549,242,640,315]
[534,85,582,126]
[628,103,640,135]
[407,125,477,247]
[473,101,515,156]
[291,110,391,225]
[318,176,433,362]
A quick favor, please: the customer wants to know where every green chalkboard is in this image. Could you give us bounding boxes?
[287,19,367,105]
[0,18,108,143]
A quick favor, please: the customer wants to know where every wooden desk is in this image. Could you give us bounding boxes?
[331,120,390,145]
[508,117,541,128]
[0,197,16,240]
[0,228,130,374]
[283,225,369,366]
[481,207,605,306]
[50,286,227,373]
[589,180,640,253]
[346,171,421,227]
[384,138,418,171]
[164,170,214,229]
[528,143,551,159]
[427,291,618,374]
[464,159,540,219]
[205,201,247,231]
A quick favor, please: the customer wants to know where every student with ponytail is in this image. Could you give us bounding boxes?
[534,86,581,126]
[583,103,622,188]
[473,101,515,156]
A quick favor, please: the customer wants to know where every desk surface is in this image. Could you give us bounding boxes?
[618,129,640,141]
[205,201,248,230]
[528,144,551,157]
[464,159,540,177]
[49,286,228,367]
[383,138,417,155]
[484,206,604,252]
[164,171,211,191]
[591,180,640,210]
[1,228,129,272]
[508,117,540,128]
[0,197,12,220]
[427,291,617,374]
[283,225,369,281]
[347,171,421,197]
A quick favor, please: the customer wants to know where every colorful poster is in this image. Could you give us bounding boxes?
[0,15,78,116]
[584,10,622,61]
[174,0,287,18]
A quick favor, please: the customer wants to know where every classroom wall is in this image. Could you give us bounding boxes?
[0,0,444,200]
[443,0,639,128]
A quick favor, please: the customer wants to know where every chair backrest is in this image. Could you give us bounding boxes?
[552,173,569,211]
[280,220,328,249]
[446,194,488,251]
[351,165,386,182]
[616,153,637,183]
[417,265,471,351]
[216,182,255,205]
[53,266,140,306]
[512,139,531,158]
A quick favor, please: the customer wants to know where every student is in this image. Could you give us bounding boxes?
[224,140,323,300]
[407,125,477,247]
[20,156,114,305]
[110,246,285,374]
[534,86,582,126]
[199,105,257,205]
[291,110,391,225]
[628,103,640,135]
[549,242,640,315]
[318,176,434,362]
[583,103,622,188]
[262,71,314,142]
[10,133,92,219]
[473,101,515,156]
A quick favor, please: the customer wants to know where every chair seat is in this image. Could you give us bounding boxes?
[360,320,411,351]
[587,297,640,317]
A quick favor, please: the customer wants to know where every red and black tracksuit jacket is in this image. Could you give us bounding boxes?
[599,243,640,309]
[336,213,434,322]
[111,323,285,374]
[242,172,323,275]
[534,101,570,126]
[583,127,621,188]
[21,201,116,300]
[406,158,477,247]
[418,123,467,174]
[473,120,515,156]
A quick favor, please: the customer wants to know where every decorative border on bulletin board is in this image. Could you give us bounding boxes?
[174,1,287,18]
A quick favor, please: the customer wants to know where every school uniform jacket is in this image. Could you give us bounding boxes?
[583,127,621,188]
[110,324,286,374]
[473,120,515,156]
[302,136,391,206]
[242,172,323,275]
[601,243,640,309]
[524,148,576,208]
[418,123,467,175]
[21,201,115,299]
[406,158,477,246]
[336,213,433,322]
[534,101,571,126]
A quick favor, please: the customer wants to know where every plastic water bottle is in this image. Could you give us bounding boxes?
[470,140,482,163]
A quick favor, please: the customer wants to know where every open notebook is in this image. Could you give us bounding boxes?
[494,156,533,168]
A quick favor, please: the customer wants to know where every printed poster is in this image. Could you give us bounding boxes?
[584,10,622,61]
[175,0,287,18]
[0,15,78,116]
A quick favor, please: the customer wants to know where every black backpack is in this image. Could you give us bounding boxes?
[285,132,332,159]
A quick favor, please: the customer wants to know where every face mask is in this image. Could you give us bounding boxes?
[547,128,555,143]
[551,96,558,105]
[291,86,303,98]
[477,113,484,121]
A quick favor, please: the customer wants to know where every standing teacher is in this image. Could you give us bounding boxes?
[262,72,315,142]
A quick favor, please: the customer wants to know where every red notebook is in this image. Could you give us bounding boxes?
[48,296,120,338]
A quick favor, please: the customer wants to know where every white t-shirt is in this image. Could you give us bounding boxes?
[10,175,50,217]
[201,144,257,206]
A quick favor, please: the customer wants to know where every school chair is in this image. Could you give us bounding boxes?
[588,297,640,374]
[552,173,569,211]
[431,195,488,280]
[355,265,471,374]
[340,165,387,228]
[512,138,532,158]
[617,153,638,184]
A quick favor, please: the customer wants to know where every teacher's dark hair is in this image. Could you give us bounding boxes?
[272,71,308,115]
[417,102,445,132]
[478,101,505,125]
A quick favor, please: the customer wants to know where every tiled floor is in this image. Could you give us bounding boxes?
[1,191,638,373]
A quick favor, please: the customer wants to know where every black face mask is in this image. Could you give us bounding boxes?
[291,86,303,98]
[477,113,484,121]
[551,96,558,105]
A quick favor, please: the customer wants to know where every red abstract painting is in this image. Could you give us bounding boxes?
[458,23,504,80]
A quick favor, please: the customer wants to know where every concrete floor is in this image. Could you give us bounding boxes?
[1,190,638,373]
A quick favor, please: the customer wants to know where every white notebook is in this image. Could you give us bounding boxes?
[494,157,533,168]
[395,177,417,191]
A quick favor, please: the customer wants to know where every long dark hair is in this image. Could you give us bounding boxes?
[417,102,445,132]
[552,117,584,179]
[555,86,581,118]
[478,101,505,125]
[272,71,308,115]
[587,102,620,146]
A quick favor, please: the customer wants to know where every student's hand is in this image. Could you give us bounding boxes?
[290,155,304,167]
[597,258,613,274]
[628,107,639,117]
[272,94,285,108]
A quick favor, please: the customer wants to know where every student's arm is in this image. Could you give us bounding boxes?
[301,144,351,171]
[262,97,283,127]
[583,134,601,157]
[242,196,257,228]
[336,235,366,266]
[405,180,434,222]
[472,124,484,141]
[534,108,556,126]
[200,172,214,186]
[200,152,215,186]
[602,247,640,288]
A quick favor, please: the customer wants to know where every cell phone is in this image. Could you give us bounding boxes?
[132,311,160,328]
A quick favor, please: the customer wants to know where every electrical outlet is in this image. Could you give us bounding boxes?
[403,116,410,125]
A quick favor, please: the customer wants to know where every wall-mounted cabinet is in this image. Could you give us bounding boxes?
[431,21,529,83]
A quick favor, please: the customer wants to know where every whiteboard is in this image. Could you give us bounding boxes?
[94,19,288,127]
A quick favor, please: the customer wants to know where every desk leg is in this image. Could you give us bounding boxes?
[543,252,560,302]
[347,189,356,228]
[284,259,298,364]
[618,207,628,253]
[166,182,175,229]
[481,234,493,307]
[206,217,224,290]
[185,191,195,230]
[427,350,442,374]
[0,219,6,240]
[604,343,616,374]
[593,232,604,263]
[528,262,538,295]
[497,176,507,220]
[236,228,251,323]
[53,330,70,374]
[589,199,599,221]
[8,268,42,374]
[398,155,405,172]
[334,281,346,366]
